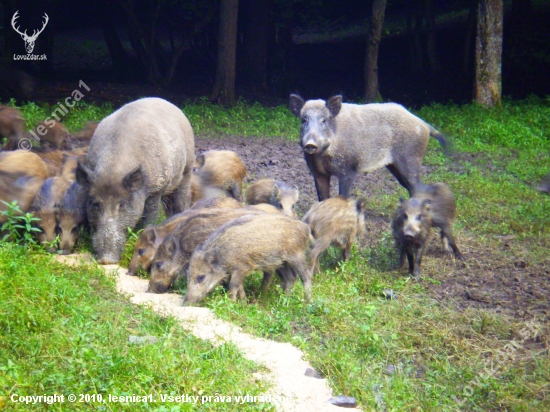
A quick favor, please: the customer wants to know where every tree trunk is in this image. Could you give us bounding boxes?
[364,0,387,102]
[463,0,477,74]
[423,0,439,72]
[211,0,239,106]
[100,1,134,81]
[474,0,503,107]
[243,0,270,93]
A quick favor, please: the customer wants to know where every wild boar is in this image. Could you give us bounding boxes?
[0,172,44,223]
[392,182,463,277]
[289,94,448,200]
[184,213,313,304]
[391,197,432,278]
[127,209,202,276]
[0,106,25,149]
[303,196,368,274]
[192,150,247,201]
[55,181,88,254]
[408,182,463,259]
[189,172,237,204]
[0,150,49,179]
[33,120,69,149]
[67,121,98,149]
[149,207,266,293]
[76,97,195,264]
[246,179,299,217]
[246,203,282,214]
[189,196,243,210]
[29,176,72,251]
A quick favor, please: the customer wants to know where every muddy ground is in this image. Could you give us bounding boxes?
[196,136,550,326]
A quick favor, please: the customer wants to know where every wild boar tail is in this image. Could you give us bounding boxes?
[430,127,453,155]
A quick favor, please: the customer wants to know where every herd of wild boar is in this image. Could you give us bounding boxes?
[5,93,518,306]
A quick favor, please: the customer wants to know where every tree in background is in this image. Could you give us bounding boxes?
[211,0,239,106]
[474,0,503,107]
[364,0,386,102]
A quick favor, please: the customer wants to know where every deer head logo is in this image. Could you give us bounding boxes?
[11,11,49,54]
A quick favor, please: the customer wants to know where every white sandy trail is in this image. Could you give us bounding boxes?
[55,254,359,412]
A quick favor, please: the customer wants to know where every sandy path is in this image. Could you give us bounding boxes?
[55,254,360,412]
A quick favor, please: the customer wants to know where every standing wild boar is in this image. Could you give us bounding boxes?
[192,150,247,201]
[76,97,195,264]
[29,176,72,251]
[33,120,69,149]
[303,196,368,274]
[67,121,98,149]
[392,182,463,277]
[246,179,299,217]
[0,172,44,223]
[55,181,88,254]
[391,197,432,278]
[149,207,266,293]
[184,213,313,304]
[0,151,49,179]
[127,209,203,276]
[289,94,448,200]
[189,196,243,210]
[0,106,25,149]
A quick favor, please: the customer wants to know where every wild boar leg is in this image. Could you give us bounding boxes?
[412,243,426,277]
[170,172,192,215]
[313,173,331,201]
[161,194,174,217]
[276,265,297,294]
[310,237,330,275]
[398,245,407,268]
[386,159,421,197]
[441,225,464,259]
[406,249,415,275]
[338,170,357,198]
[228,272,246,300]
[290,257,312,302]
[261,270,275,292]
[143,194,162,226]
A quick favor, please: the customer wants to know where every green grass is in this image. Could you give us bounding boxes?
[11,97,300,139]
[6,96,550,411]
[0,244,273,411]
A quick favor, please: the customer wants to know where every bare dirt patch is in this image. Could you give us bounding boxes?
[196,136,550,324]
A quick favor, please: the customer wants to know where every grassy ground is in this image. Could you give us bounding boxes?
[6,96,550,411]
[0,244,273,411]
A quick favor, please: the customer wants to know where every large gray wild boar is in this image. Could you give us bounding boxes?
[76,97,195,264]
[184,213,313,304]
[289,94,447,200]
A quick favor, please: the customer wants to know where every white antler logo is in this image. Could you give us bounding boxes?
[11,11,49,54]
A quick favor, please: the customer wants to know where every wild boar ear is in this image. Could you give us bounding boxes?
[272,184,282,201]
[356,197,368,213]
[421,199,432,212]
[289,94,305,118]
[144,225,156,244]
[123,166,144,192]
[194,154,205,169]
[204,249,219,266]
[75,160,92,187]
[326,95,342,117]
[166,236,179,255]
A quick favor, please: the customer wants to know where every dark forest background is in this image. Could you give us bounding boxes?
[0,0,549,108]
